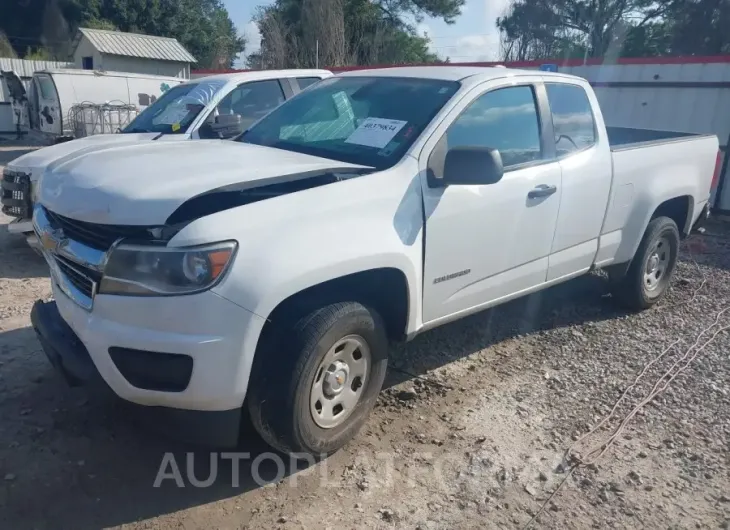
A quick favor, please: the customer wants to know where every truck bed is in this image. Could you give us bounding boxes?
[604,126,719,266]
[607,126,713,151]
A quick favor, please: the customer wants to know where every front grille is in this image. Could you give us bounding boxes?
[54,255,99,299]
[1,169,31,218]
[45,209,152,251]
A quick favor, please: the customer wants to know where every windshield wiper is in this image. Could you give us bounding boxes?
[124,127,151,133]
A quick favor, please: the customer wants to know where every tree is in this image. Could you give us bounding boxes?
[497,0,673,60]
[498,0,730,60]
[0,0,246,68]
[249,0,460,69]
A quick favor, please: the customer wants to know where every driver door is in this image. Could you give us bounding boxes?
[420,80,563,324]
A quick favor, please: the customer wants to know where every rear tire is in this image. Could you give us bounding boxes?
[247,302,388,455]
[611,216,680,310]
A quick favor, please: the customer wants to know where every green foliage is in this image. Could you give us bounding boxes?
[24,47,52,60]
[0,32,17,58]
[249,0,459,69]
[498,0,730,60]
[0,0,245,68]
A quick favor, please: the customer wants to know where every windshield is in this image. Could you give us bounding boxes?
[239,76,460,169]
[122,79,227,134]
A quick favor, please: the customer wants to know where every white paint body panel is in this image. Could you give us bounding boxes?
[36,68,719,412]
[6,70,333,230]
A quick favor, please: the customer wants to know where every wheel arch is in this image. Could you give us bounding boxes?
[261,267,412,343]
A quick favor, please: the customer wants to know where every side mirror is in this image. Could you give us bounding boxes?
[211,114,245,139]
[442,147,504,186]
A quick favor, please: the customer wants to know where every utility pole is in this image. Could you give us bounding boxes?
[316,39,319,69]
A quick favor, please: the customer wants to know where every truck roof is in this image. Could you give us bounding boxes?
[336,66,583,84]
[193,69,332,84]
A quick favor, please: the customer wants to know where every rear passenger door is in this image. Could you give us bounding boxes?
[543,81,613,281]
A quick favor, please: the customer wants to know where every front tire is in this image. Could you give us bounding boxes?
[611,216,680,310]
[247,302,388,455]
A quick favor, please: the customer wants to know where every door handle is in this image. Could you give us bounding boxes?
[528,184,557,199]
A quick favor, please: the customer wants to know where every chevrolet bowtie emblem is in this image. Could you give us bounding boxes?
[40,227,66,253]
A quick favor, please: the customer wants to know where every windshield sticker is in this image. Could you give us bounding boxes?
[378,140,400,157]
[153,106,191,125]
[344,117,407,149]
[171,123,181,132]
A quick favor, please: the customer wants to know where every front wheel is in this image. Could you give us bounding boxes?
[611,216,680,310]
[247,302,388,455]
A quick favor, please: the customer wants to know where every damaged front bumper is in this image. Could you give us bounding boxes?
[30,299,244,447]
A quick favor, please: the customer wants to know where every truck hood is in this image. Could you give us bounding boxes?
[39,140,370,225]
[10,133,167,179]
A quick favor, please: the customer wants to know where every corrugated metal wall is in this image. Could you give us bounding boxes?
[555,62,730,212]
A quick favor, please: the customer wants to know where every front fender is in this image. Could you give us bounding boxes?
[171,159,425,335]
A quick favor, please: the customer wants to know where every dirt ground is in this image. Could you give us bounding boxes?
[0,143,728,529]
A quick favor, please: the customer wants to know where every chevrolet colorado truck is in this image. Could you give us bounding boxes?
[30,67,720,454]
[1,69,331,247]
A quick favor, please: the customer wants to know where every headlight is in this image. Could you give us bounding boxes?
[98,241,237,296]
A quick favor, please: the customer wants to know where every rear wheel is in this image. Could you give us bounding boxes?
[247,301,388,455]
[611,216,680,310]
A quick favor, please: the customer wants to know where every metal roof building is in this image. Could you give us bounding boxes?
[71,28,195,79]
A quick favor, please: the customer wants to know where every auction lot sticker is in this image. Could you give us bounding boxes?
[345,118,408,149]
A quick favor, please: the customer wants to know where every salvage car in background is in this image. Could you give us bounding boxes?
[1,69,332,247]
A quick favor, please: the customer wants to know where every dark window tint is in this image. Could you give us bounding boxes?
[216,79,285,129]
[240,76,460,170]
[296,77,321,90]
[446,85,541,168]
[546,83,596,156]
[35,75,56,100]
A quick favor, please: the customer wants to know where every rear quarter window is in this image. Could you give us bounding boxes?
[545,83,597,156]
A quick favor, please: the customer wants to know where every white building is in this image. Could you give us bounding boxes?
[71,28,195,79]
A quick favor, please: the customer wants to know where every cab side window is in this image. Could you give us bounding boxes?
[545,83,596,156]
[216,79,285,128]
[296,77,322,90]
[446,85,542,169]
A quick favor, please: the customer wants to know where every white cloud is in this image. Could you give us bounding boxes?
[243,21,262,53]
[450,34,498,61]
[437,0,512,62]
[416,23,432,39]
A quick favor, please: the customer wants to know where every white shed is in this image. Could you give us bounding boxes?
[71,28,195,79]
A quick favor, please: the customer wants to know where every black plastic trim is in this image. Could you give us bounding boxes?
[109,347,193,392]
[166,166,373,224]
[30,300,100,386]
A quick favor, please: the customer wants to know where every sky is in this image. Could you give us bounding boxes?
[223,0,512,67]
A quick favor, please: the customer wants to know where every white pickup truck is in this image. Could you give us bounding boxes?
[1,69,331,245]
[30,66,720,454]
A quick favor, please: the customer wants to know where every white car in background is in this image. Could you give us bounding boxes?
[1,69,332,246]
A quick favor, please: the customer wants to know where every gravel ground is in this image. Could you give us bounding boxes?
[0,144,728,528]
